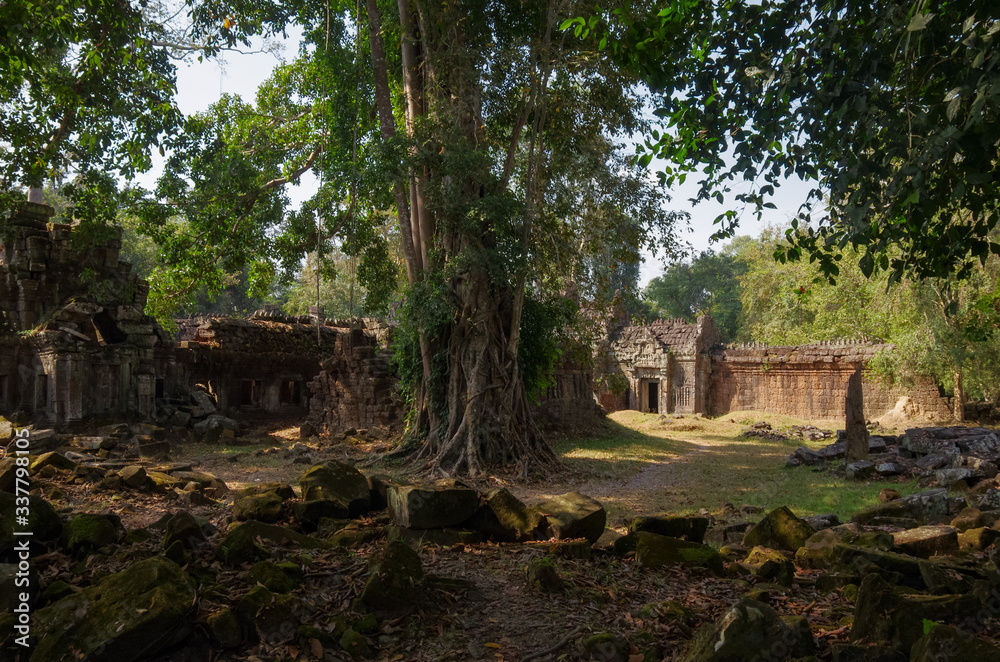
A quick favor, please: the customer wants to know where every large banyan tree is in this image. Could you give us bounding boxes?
[1,0,682,476]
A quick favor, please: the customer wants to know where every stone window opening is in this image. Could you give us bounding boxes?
[279,380,301,406]
[155,378,165,399]
[240,379,262,408]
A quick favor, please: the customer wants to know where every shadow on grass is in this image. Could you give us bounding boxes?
[551,417,699,479]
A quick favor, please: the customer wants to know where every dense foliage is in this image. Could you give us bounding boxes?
[583,0,1000,283]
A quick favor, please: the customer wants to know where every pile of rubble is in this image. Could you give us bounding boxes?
[152,386,240,443]
[787,426,1000,493]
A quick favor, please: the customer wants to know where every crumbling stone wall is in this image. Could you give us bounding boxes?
[305,326,404,433]
[0,203,161,426]
[709,342,952,421]
[531,358,605,430]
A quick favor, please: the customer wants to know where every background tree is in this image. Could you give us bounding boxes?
[582,0,1000,282]
[643,246,747,342]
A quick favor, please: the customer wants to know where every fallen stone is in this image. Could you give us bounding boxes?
[172,470,229,493]
[216,521,330,565]
[120,465,151,489]
[235,585,310,644]
[137,441,171,458]
[635,531,724,575]
[162,511,206,550]
[532,492,607,544]
[359,540,425,613]
[248,560,301,593]
[742,506,816,551]
[910,624,1000,661]
[29,451,77,474]
[802,513,841,530]
[465,488,545,542]
[0,458,15,493]
[61,513,123,556]
[937,467,975,488]
[846,460,876,480]
[852,488,950,525]
[951,507,985,532]
[31,557,196,662]
[892,525,959,558]
[958,527,1000,552]
[387,480,480,530]
[233,483,294,523]
[525,556,565,593]
[850,573,983,654]
[978,488,1000,511]
[629,515,709,543]
[678,599,810,662]
[206,608,243,649]
[327,523,381,548]
[792,447,826,466]
[298,460,371,517]
[875,462,907,476]
[190,389,217,417]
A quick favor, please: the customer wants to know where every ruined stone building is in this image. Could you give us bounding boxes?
[605,315,953,421]
[1,202,161,426]
[609,317,721,414]
[1,200,956,433]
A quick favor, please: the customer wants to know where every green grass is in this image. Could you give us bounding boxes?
[551,410,926,524]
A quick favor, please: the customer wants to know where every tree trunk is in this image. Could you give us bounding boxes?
[364,0,561,477]
[844,366,869,463]
[953,369,965,422]
[413,269,559,477]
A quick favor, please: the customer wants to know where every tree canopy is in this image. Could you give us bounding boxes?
[582,0,1000,283]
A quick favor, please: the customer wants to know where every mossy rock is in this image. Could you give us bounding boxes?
[635,531,724,575]
[829,643,907,662]
[359,540,425,613]
[630,515,709,543]
[911,624,1000,661]
[29,452,77,475]
[525,538,592,560]
[161,510,206,550]
[61,513,123,556]
[38,580,74,606]
[678,599,802,662]
[525,556,565,593]
[248,560,300,593]
[0,492,62,560]
[233,492,285,523]
[206,608,243,649]
[531,492,607,544]
[339,628,371,658]
[293,499,351,529]
[215,521,330,565]
[850,573,984,654]
[830,544,925,589]
[298,460,371,517]
[328,523,382,548]
[742,506,816,551]
[465,488,545,542]
[235,585,311,644]
[31,557,196,662]
[386,480,480,529]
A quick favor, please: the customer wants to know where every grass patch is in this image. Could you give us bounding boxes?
[552,416,697,479]
[548,411,925,524]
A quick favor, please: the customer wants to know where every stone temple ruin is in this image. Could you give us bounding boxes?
[604,316,955,422]
[0,201,963,433]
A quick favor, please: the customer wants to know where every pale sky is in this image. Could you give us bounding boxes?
[151,35,812,288]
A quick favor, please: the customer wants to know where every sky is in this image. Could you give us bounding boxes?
[155,35,813,288]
